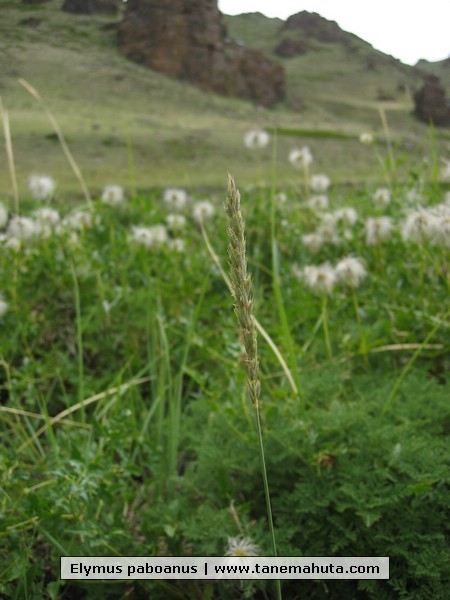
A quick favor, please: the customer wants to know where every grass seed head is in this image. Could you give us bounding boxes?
[225,175,260,406]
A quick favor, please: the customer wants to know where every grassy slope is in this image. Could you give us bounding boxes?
[0,1,448,198]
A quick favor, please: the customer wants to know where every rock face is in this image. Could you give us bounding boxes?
[117,0,285,107]
[274,38,309,58]
[281,11,350,44]
[414,75,450,126]
[274,11,358,58]
[62,0,120,15]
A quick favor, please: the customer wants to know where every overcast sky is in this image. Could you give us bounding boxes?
[218,0,450,66]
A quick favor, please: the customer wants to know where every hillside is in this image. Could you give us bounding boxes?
[0,1,448,196]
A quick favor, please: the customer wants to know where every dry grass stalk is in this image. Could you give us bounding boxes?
[0,98,20,212]
[18,78,93,208]
[17,376,151,453]
[225,174,261,407]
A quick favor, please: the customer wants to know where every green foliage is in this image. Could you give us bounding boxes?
[1,168,449,599]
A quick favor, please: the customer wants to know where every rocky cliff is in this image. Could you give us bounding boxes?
[117,0,285,107]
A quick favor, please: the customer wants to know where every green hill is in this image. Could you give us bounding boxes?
[0,1,448,197]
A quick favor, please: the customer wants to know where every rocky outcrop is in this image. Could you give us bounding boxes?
[414,75,450,126]
[117,0,285,107]
[274,37,309,58]
[281,11,350,45]
[62,0,120,14]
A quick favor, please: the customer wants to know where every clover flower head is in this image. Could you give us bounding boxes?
[302,232,324,254]
[168,238,185,252]
[274,191,287,206]
[303,263,337,295]
[307,195,329,211]
[225,536,260,557]
[192,200,215,224]
[7,216,37,241]
[405,187,423,207]
[317,219,341,246]
[33,208,60,227]
[63,210,94,231]
[166,214,186,231]
[244,129,270,149]
[435,216,450,247]
[310,174,330,192]
[101,184,125,206]
[163,188,188,211]
[334,207,358,226]
[129,224,168,249]
[28,175,55,201]
[373,187,391,209]
[289,146,313,169]
[5,236,21,252]
[365,216,393,245]
[401,210,435,243]
[359,132,374,145]
[335,256,367,288]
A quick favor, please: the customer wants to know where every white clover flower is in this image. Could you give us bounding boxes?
[101,184,125,206]
[28,175,55,201]
[5,236,21,252]
[373,187,391,209]
[274,191,287,206]
[192,200,215,224]
[401,210,435,243]
[310,174,331,192]
[435,216,450,247]
[163,188,188,211]
[359,132,374,145]
[33,222,53,240]
[166,214,186,231]
[129,224,168,249]
[62,210,94,230]
[225,537,260,557]
[148,225,168,246]
[0,203,8,229]
[317,221,341,246]
[33,207,60,226]
[335,256,367,288]
[405,187,423,207]
[244,129,270,149]
[428,202,450,217]
[307,195,329,211]
[334,207,358,226]
[7,216,37,241]
[319,212,338,227]
[0,294,8,318]
[289,146,313,169]
[168,238,185,252]
[365,216,394,245]
[303,263,337,295]
[66,231,80,248]
[302,232,324,254]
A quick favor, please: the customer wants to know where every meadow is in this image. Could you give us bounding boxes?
[1,2,450,599]
[1,101,449,599]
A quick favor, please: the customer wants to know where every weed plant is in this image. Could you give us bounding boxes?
[0,98,449,600]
